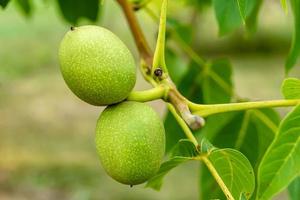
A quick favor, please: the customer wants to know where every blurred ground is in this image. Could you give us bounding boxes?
[0,1,299,200]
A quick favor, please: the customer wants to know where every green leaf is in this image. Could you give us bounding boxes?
[56,0,100,24]
[165,48,187,84]
[200,108,280,199]
[164,59,233,152]
[201,60,233,103]
[164,112,183,152]
[0,0,10,8]
[15,0,31,16]
[286,0,300,73]
[202,147,255,200]
[245,0,262,33]
[178,59,233,104]
[146,140,198,190]
[212,0,256,35]
[201,143,253,200]
[200,134,226,200]
[208,109,279,169]
[281,78,300,99]
[200,138,216,153]
[150,138,256,198]
[213,0,242,35]
[167,19,193,45]
[182,59,233,104]
[288,177,300,200]
[256,105,300,200]
[201,164,226,199]
[171,139,199,157]
[237,0,247,21]
[146,157,191,190]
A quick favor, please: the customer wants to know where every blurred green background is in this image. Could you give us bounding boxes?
[0,0,299,199]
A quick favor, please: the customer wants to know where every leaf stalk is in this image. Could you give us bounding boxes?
[189,99,300,117]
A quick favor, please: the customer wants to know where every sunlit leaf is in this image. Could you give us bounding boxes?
[208,109,279,169]
[256,105,300,200]
[285,0,300,73]
[281,78,300,99]
[201,139,255,200]
[200,108,280,199]
[164,59,233,152]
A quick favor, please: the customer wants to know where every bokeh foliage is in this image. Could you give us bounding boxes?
[1,0,300,200]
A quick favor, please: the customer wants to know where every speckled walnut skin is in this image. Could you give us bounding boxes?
[59,25,136,106]
[95,101,165,185]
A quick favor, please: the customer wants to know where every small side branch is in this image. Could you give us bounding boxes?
[189,99,300,117]
[116,0,153,69]
[167,103,199,149]
[152,0,168,75]
[116,0,204,131]
[127,85,168,102]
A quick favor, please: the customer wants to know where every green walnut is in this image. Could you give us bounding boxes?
[95,101,165,185]
[59,25,136,106]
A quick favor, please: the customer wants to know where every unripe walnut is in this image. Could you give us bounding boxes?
[95,101,165,185]
[59,25,136,106]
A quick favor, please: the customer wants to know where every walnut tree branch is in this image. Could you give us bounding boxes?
[116,0,204,133]
[116,0,153,71]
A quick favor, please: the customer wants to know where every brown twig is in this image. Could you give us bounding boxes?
[116,0,204,130]
[116,0,153,70]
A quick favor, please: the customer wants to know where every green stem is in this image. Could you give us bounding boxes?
[167,103,199,148]
[143,6,242,101]
[152,0,168,75]
[144,6,206,67]
[189,99,300,117]
[118,0,203,130]
[127,85,168,102]
[139,59,157,86]
[200,156,235,200]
